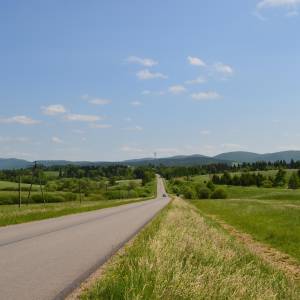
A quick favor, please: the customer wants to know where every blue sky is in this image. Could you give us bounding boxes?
[1,0,300,161]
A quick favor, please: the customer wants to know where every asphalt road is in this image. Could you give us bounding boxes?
[0,176,169,300]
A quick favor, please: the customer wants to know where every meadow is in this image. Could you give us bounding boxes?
[190,169,298,183]
[0,198,148,227]
[167,172,300,263]
[81,198,300,299]
[0,167,157,226]
[192,197,300,262]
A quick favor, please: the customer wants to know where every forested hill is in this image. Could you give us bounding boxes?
[1,151,300,169]
[214,151,300,163]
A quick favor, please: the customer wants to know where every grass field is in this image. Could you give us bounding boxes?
[0,177,157,226]
[81,198,300,300]
[217,185,300,202]
[0,198,148,227]
[192,196,300,264]
[0,180,40,190]
[191,169,299,184]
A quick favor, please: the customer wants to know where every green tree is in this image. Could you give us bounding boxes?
[195,184,211,199]
[288,172,300,189]
[274,169,286,187]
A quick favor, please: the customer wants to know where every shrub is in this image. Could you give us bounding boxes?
[196,187,211,199]
[182,186,196,199]
[262,179,273,188]
[288,173,300,189]
[31,193,65,203]
[206,181,215,191]
[211,188,227,199]
[0,193,19,205]
[62,192,77,201]
[88,194,105,201]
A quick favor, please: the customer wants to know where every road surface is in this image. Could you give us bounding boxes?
[0,176,169,300]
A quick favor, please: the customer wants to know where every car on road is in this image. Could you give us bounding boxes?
[163,194,167,197]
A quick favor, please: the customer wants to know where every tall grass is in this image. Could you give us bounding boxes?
[192,198,300,263]
[81,198,299,299]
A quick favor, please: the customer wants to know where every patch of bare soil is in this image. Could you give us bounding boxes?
[206,214,300,282]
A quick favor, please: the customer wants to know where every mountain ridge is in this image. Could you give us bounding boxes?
[1,150,300,169]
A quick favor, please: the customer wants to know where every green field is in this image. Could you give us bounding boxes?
[82,198,300,299]
[216,185,300,202]
[191,169,299,183]
[192,196,300,263]
[0,177,156,226]
[0,180,39,190]
[0,198,148,227]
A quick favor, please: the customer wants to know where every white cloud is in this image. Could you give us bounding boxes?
[278,144,300,150]
[42,104,66,116]
[221,143,246,150]
[214,62,234,76]
[191,91,221,101]
[187,56,206,67]
[124,117,132,122]
[130,101,142,106]
[127,56,158,67]
[286,9,299,16]
[72,129,85,134]
[200,130,211,136]
[142,90,151,95]
[51,136,63,144]
[185,77,206,85]
[89,124,112,129]
[81,94,89,100]
[136,69,167,80]
[0,151,34,159]
[155,148,180,156]
[121,145,144,153]
[168,85,186,94]
[141,90,166,96]
[257,0,300,9]
[64,114,102,122]
[0,115,40,125]
[0,136,30,143]
[88,98,112,105]
[123,125,143,131]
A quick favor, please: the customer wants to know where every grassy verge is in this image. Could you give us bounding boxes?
[0,198,148,227]
[81,198,299,299]
[192,198,300,264]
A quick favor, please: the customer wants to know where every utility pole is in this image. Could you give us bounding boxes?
[18,174,22,208]
[27,161,37,205]
[39,173,45,207]
[79,180,82,204]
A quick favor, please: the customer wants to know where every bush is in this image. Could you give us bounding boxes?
[182,186,196,199]
[262,179,273,188]
[206,181,215,191]
[0,193,19,205]
[88,194,105,201]
[288,173,300,189]
[62,192,77,201]
[31,194,65,203]
[211,188,227,199]
[196,187,211,199]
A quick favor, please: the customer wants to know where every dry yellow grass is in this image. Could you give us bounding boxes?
[82,198,300,299]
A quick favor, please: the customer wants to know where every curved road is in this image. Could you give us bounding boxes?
[0,176,169,300]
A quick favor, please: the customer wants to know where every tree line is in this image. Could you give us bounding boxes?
[211,169,300,189]
[157,160,300,180]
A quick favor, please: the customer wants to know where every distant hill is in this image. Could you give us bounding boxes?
[124,155,230,167]
[1,150,300,169]
[214,152,262,163]
[0,158,32,170]
[214,151,300,163]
